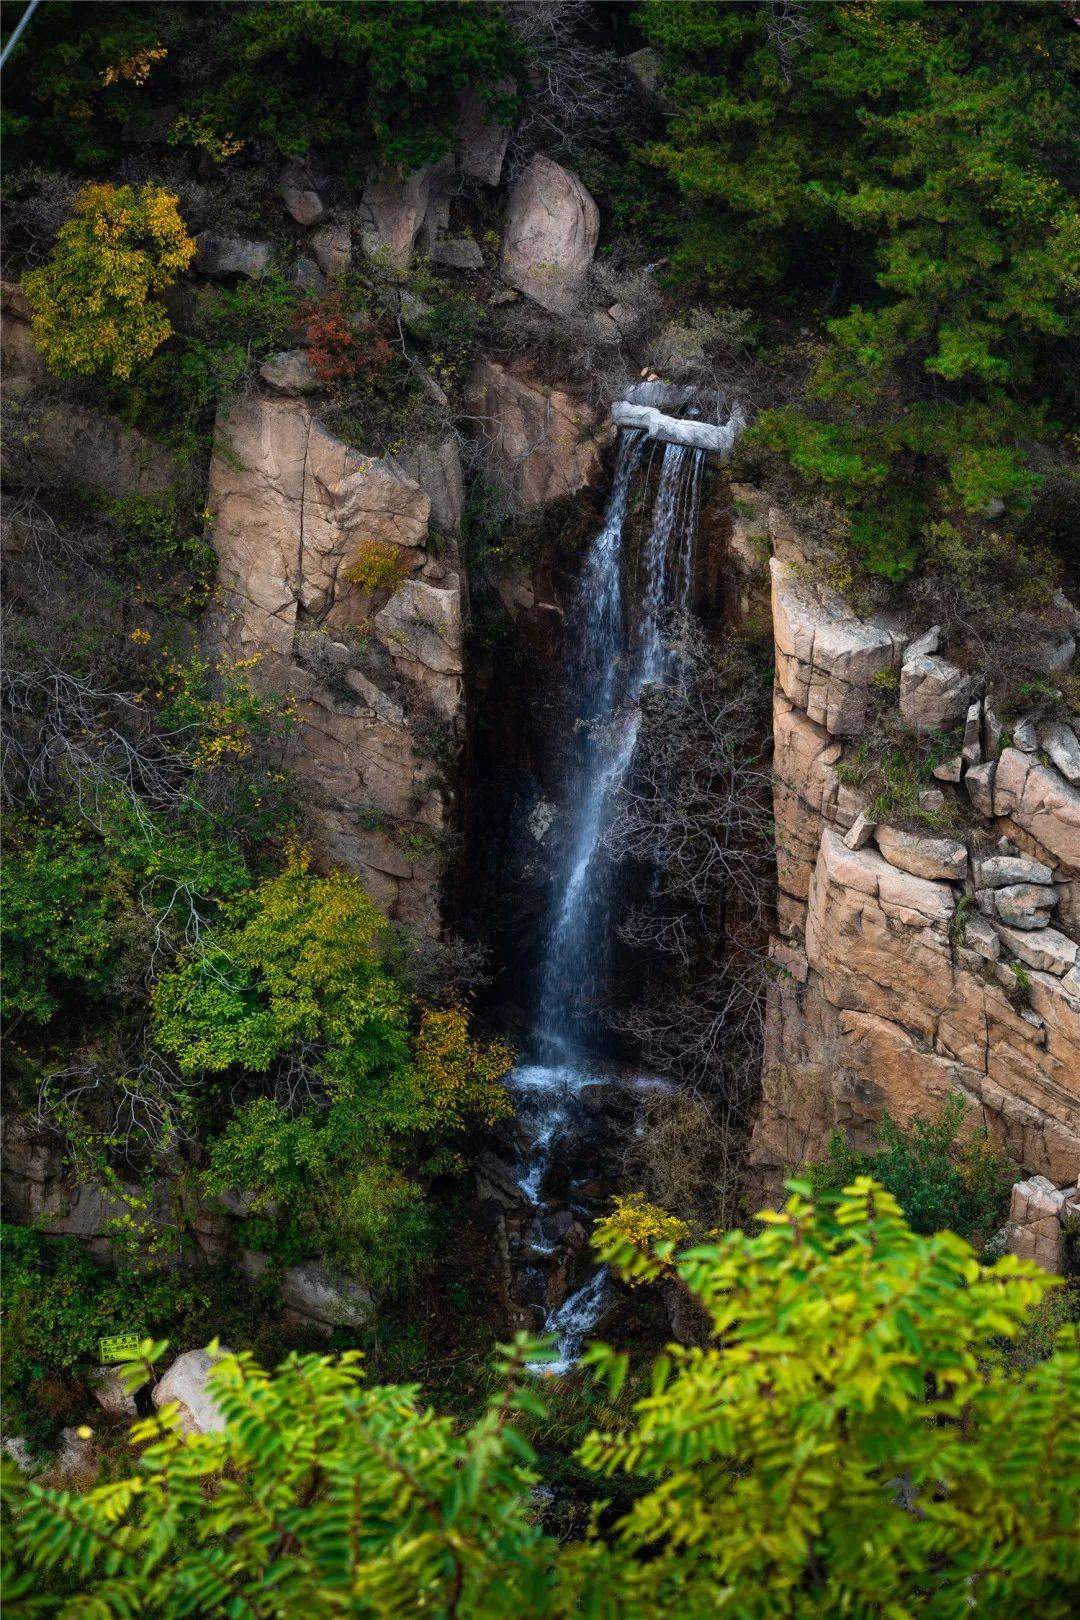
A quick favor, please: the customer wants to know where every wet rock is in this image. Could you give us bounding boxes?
[194,232,272,280]
[152,1346,234,1435]
[259,349,319,395]
[500,156,599,314]
[279,157,326,226]
[875,827,967,883]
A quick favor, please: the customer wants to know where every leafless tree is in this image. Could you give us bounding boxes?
[37,1037,193,1170]
[503,0,629,172]
[603,617,773,1155]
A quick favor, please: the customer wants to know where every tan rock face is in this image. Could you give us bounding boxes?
[771,558,903,735]
[205,396,459,930]
[500,156,599,314]
[749,491,1080,1197]
[465,357,608,510]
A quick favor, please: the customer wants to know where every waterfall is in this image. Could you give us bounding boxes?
[505,426,711,1368]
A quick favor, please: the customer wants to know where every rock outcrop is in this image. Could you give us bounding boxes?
[465,357,609,509]
[750,509,1080,1193]
[204,395,465,929]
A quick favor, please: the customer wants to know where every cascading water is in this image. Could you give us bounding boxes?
[502,421,714,1368]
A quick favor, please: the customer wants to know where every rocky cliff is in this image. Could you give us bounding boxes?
[746,507,1080,1192]
[203,394,465,931]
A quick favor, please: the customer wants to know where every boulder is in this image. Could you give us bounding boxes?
[457,82,512,185]
[974,853,1056,889]
[431,237,484,271]
[961,699,982,766]
[918,789,945,815]
[310,221,351,278]
[899,651,975,734]
[500,156,600,314]
[933,755,963,783]
[964,759,996,818]
[1013,717,1038,752]
[995,924,1077,977]
[1029,631,1076,676]
[843,812,877,850]
[374,578,464,676]
[1039,721,1080,787]
[771,558,903,735]
[46,1428,98,1489]
[993,883,1057,930]
[278,157,326,226]
[874,826,967,883]
[194,232,272,280]
[91,1366,139,1419]
[259,349,319,395]
[464,357,607,509]
[360,165,443,266]
[152,1346,233,1435]
[291,255,326,294]
[626,46,661,94]
[279,1260,373,1328]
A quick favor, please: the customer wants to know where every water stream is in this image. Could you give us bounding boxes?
[503,428,708,1367]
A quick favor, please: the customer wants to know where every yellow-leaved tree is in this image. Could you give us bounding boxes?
[23,182,195,382]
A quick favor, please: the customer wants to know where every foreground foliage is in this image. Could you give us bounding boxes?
[7,1182,1078,1616]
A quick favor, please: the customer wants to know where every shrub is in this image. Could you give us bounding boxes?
[7,1182,1078,1616]
[23,183,195,382]
[342,538,409,594]
[804,1093,1014,1247]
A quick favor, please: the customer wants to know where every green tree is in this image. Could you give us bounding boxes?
[639,1,1079,580]
[7,1182,1078,1616]
[153,853,513,1287]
